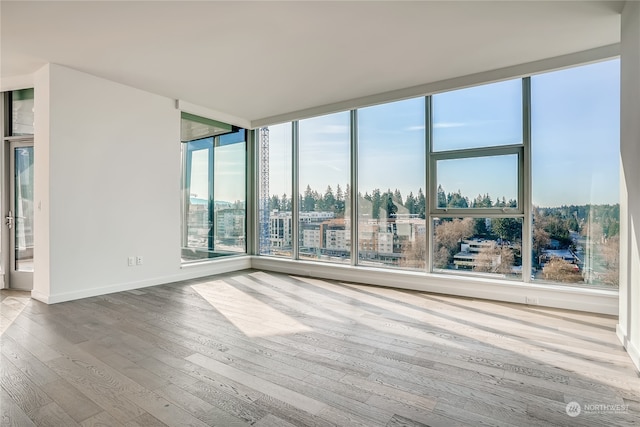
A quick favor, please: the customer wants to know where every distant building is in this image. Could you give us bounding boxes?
[454,239,500,270]
[540,249,577,265]
[270,211,292,249]
[216,208,245,240]
[324,219,350,252]
[299,211,335,223]
[301,223,322,249]
[269,209,426,263]
[269,210,337,250]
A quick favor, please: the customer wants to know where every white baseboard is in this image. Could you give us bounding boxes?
[617,324,640,372]
[35,256,251,304]
[29,254,619,317]
[251,256,619,315]
[30,289,51,304]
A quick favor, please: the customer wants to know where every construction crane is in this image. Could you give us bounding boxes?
[259,127,270,254]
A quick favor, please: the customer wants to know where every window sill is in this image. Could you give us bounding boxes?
[250,256,618,315]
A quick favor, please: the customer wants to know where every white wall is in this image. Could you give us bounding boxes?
[618,0,640,372]
[33,66,51,300]
[33,64,249,303]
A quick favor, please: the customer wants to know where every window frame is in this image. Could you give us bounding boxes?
[180,113,248,264]
[429,145,524,216]
[255,61,618,291]
[427,77,530,279]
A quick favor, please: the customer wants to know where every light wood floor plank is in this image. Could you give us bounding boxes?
[0,354,52,416]
[0,387,37,427]
[40,378,103,423]
[28,401,81,427]
[185,352,328,415]
[80,411,125,427]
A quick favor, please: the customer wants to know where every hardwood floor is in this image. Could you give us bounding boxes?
[1,269,638,426]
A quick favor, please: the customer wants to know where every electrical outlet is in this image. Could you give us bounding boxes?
[136,256,143,266]
[128,256,135,267]
[526,296,539,305]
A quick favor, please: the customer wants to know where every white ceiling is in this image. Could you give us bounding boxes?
[1,1,623,124]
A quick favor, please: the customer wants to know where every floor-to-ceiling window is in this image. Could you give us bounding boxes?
[256,59,620,289]
[531,59,620,287]
[430,79,524,279]
[258,123,292,257]
[181,113,246,262]
[357,98,426,269]
[298,112,351,263]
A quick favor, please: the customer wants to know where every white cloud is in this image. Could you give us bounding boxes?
[319,124,349,134]
[432,122,467,129]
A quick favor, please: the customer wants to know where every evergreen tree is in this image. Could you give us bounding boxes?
[386,195,398,218]
[372,189,382,220]
[303,185,315,211]
[281,193,290,211]
[474,218,488,237]
[437,185,446,208]
[405,192,416,215]
[492,217,521,243]
[473,193,492,208]
[269,194,280,211]
[335,185,345,214]
[323,185,336,212]
[447,190,469,208]
[417,189,426,219]
[393,189,403,206]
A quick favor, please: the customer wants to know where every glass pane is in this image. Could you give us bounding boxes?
[436,154,518,209]
[259,124,292,256]
[15,146,34,272]
[357,98,426,269]
[432,79,522,151]
[432,217,522,279]
[531,59,620,288]
[299,112,351,263]
[213,130,246,253]
[183,138,213,261]
[12,89,34,136]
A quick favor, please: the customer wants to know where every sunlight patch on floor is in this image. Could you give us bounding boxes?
[288,276,640,392]
[245,272,344,323]
[192,280,312,337]
[0,295,30,335]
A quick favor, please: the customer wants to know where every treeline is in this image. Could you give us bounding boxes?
[267,184,350,214]
[268,184,518,219]
[533,204,620,286]
[534,204,619,241]
[436,185,517,209]
[268,184,428,218]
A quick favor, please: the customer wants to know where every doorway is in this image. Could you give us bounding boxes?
[3,139,34,290]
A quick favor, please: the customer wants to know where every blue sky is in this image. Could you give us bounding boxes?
[188,140,246,204]
[263,59,620,208]
[531,59,619,207]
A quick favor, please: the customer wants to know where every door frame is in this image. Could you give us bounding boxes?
[2,137,34,290]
